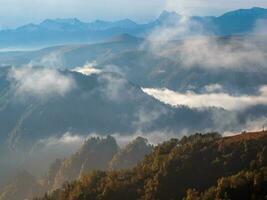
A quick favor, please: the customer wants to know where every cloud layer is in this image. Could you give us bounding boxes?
[9,67,75,98]
[145,11,267,70]
[72,62,101,76]
[142,86,267,110]
[178,37,267,69]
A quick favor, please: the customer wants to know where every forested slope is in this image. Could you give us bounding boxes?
[36,131,267,200]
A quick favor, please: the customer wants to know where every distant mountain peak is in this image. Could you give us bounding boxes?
[1,7,267,47]
[40,18,84,26]
[116,18,137,24]
[158,10,181,22]
[112,18,138,29]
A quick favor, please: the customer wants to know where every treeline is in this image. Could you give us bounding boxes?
[36,131,267,200]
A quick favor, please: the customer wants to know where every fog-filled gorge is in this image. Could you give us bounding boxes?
[1,6,267,200]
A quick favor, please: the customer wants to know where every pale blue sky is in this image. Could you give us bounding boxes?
[1,0,267,28]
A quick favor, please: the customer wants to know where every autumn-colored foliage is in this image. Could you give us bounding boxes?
[35,131,267,200]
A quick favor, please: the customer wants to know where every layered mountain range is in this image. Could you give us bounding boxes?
[0,7,267,48]
[1,6,267,200]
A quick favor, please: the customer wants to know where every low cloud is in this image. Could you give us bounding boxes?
[142,86,267,110]
[30,131,179,167]
[253,19,267,35]
[144,14,267,70]
[111,131,182,147]
[38,133,86,147]
[223,116,267,137]
[28,50,65,68]
[242,116,267,132]
[99,74,128,101]
[147,36,267,70]
[8,66,75,99]
[211,109,239,132]
[143,16,206,53]
[72,62,101,76]
[35,131,179,153]
[98,73,141,102]
[204,84,224,93]
[178,37,267,69]
[27,133,86,174]
[31,133,86,161]
[132,106,167,131]
[102,64,125,76]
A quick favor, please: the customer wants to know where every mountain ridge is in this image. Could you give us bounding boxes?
[1,7,267,48]
[32,130,267,200]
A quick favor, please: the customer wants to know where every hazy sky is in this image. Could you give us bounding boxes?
[1,0,267,28]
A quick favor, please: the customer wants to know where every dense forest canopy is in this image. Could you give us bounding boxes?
[32,131,267,200]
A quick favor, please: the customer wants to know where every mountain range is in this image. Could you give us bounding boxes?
[1,34,267,94]
[0,7,267,48]
[1,6,267,200]
[1,32,267,153]
[0,66,229,152]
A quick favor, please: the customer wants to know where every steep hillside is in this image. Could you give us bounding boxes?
[0,66,230,151]
[0,136,153,200]
[36,131,267,200]
[0,67,160,149]
[51,136,119,189]
[46,136,153,190]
